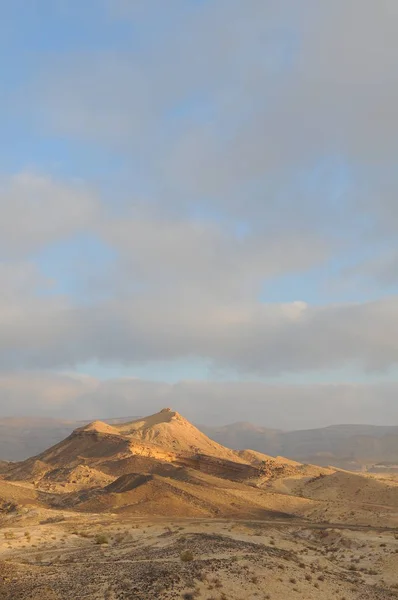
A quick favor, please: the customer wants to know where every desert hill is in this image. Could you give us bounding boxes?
[0,461,10,474]
[1,408,398,529]
[296,469,398,508]
[9,409,246,483]
[4,409,326,487]
[0,408,330,522]
[78,409,246,463]
[2,415,398,471]
[237,448,301,466]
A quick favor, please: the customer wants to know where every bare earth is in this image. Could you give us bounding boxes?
[1,409,398,599]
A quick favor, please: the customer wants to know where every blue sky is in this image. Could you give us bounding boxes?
[1,1,398,425]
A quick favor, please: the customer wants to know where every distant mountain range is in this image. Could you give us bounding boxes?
[1,415,398,470]
[201,422,398,471]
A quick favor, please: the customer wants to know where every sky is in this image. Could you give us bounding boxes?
[1,0,398,428]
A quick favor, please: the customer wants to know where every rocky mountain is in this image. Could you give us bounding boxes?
[2,414,398,471]
[1,408,332,521]
[3,408,398,530]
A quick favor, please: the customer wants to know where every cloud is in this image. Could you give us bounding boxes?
[100,212,326,299]
[0,171,325,375]
[0,371,97,416]
[27,2,398,196]
[0,170,329,374]
[1,2,398,398]
[1,265,398,375]
[0,261,49,304]
[1,371,398,429]
[21,0,398,283]
[0,173,99,259]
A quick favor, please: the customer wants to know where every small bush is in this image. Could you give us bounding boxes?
[95,534,109,545]
[180,550,194,562]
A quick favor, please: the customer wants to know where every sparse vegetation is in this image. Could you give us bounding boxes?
[182,591,199,600]
[95,534,109,545]
[180,550,194,562]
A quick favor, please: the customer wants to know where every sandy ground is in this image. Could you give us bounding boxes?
[1,512,398,599]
